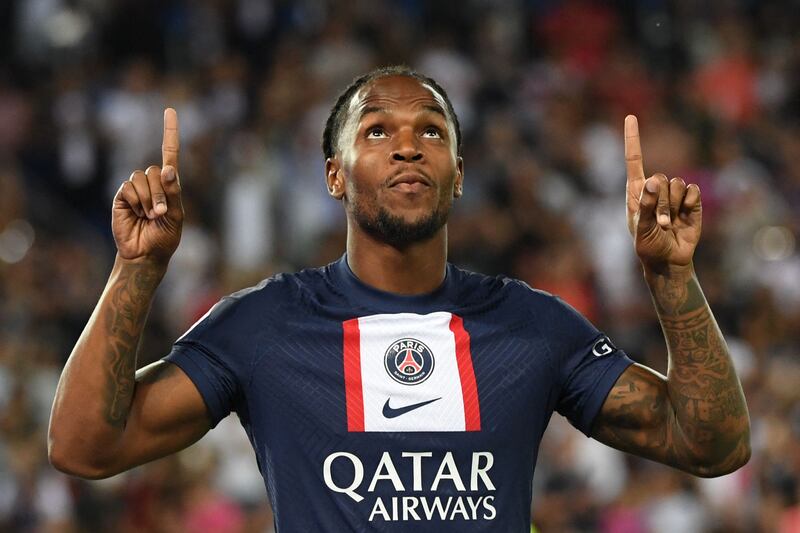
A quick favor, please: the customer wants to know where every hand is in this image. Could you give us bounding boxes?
[112,109,184,266]
[625,115,702,270]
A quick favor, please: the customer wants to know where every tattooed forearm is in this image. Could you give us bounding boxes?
[657,269,749,465]
[103,264,162,427]
[48,256,177,477]
[593,265,750,477]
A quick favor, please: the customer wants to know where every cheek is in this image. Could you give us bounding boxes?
[434,155,459,188]
[346,152,385,194]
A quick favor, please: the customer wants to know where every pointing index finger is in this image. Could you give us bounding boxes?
[625,114,645,188]
[162,108,179,171]
[624,115,646,234]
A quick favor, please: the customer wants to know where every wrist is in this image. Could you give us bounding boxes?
[641,261,694,284]
[642,262,703,317]
[112,254,169,286]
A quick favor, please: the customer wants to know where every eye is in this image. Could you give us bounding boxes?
[422,127,442,138]
[367,127,387,138]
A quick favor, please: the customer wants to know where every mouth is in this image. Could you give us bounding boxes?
[388,171,433,190]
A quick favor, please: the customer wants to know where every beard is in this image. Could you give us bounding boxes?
[352,201,449,249]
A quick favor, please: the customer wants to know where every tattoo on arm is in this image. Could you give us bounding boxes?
[594,267,750,476]
[103,265,161,427]
[593,365,683,468]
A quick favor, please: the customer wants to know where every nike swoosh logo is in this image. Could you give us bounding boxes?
[383,397,441,419]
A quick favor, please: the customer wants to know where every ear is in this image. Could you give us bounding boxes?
[326,157,345,200]
[453,157,464,198]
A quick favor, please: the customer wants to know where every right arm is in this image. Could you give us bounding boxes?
[48,109,211,478]
[590,116,750,477]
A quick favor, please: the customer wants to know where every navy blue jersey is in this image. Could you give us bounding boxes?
[165,256,633,532]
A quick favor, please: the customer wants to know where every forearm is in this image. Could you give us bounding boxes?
[48,255,165,475]
[646,262,750,475]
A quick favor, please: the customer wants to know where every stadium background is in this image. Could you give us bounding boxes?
[1,0,799,531]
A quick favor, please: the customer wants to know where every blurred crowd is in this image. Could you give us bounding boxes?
[1,0,799,531]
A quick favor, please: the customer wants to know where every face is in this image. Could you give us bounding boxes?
[326,75,463,248]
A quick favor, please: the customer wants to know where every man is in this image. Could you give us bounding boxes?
[49,66,750,531]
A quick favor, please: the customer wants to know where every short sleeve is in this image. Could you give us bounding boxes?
[546,297,634,435]
[163,298,245,428]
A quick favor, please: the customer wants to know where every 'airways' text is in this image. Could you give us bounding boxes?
[368,495,496,522]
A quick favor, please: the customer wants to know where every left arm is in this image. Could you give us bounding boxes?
[592,265,750,477]
[590,116,750,477]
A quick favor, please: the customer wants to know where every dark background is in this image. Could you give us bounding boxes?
[1,0,799,531]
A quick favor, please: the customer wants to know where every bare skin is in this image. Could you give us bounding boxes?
[49,77,749,480]
[590,116,751,477]
[48,110,210,478]
[326,75,463,295]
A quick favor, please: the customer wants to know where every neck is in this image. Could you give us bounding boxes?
[346,223,448,295]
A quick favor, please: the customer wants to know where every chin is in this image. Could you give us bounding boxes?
[356,205,448,248]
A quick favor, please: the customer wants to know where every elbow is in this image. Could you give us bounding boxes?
[690,436,752,478]
[48,433,119,480]
[692,452,751,478]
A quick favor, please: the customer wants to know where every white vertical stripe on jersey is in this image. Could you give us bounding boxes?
[357,312,467,432]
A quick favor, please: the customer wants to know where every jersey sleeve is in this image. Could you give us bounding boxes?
[163,297,247,428]
[545,297,634,435]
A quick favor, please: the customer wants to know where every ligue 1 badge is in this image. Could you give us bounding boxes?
[384,338,435,385]
[592,336,616,357]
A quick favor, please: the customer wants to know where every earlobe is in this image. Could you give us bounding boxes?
[325,157,345,200]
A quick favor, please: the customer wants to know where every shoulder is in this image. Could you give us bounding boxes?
[180,265,329,340]
[229,263,332,306]
[449,265,593,334]
[449,264,562,310]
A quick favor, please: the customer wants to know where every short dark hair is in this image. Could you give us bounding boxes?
[321,65,462,159]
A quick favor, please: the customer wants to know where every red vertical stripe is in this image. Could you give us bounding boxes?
[449,314,481,431]
[342,319,364,432]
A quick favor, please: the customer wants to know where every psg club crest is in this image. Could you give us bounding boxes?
[384,338,435,385]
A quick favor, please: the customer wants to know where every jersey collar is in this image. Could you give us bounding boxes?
[329,254,459,313]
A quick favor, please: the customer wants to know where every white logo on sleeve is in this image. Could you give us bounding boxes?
[592,337,616,357]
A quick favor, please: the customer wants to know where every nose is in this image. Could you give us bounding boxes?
[391,128,423,162]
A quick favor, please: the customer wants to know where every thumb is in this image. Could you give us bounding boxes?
[637,174,670,235]
[160,165,183,218]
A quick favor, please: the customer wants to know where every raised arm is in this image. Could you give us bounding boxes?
[48,110,211,479]
[590,116,750,477]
